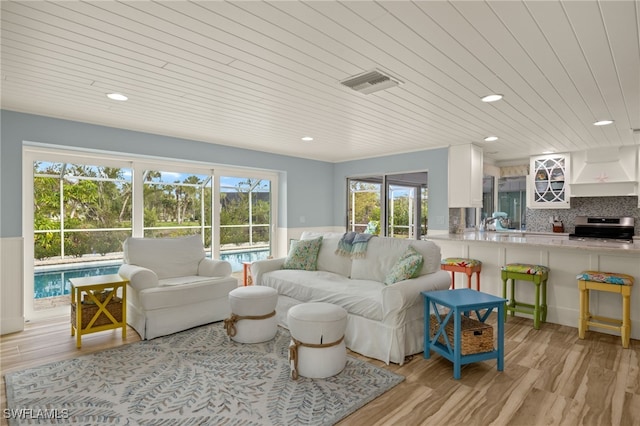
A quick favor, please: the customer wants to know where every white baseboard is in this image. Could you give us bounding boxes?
[1,316,25,335]
[1,237,25,335]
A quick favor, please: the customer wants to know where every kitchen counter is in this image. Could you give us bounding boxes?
[427,231,640,253]
[427,230,640,341]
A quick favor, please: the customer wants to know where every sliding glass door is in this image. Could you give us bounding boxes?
[347,172,428,239]
[387,184,417,239]
[347,178,382,234]
[24,147,277,321]
[219,175,272,270]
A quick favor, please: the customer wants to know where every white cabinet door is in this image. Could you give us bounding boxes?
[528,154,570,209]
[448,144,483,208]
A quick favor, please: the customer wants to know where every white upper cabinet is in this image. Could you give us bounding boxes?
[570,146,639,198]
[528,153,570,209]
[448,144,483,208]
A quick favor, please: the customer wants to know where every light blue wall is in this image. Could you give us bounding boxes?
[0,111,335,237]
[333,149,449,232]
[1,110,450,238]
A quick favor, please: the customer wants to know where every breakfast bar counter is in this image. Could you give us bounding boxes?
[427,231,640,340]
[428,231,640,253]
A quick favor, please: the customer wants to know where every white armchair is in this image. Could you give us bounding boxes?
[118,235,238,340]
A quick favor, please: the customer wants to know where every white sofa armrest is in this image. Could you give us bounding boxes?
[118,263,159,292]
[198,258,232,277]
[251,258,285,285]
[380,270,450,324]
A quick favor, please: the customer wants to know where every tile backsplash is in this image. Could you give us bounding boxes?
[525,196,640,235]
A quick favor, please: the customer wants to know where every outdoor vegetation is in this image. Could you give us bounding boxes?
[33,161,271,262]
[348,181,428,238]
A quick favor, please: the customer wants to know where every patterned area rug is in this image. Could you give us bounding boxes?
[4,323,404,425]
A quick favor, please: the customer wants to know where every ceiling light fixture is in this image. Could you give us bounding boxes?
[107,93,128,101]
[301,136,313,141]
[481,94,503,103]
[484,136,498,142]
[593,119,614,126]
[542,150,554,154]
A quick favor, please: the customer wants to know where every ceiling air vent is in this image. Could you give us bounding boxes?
[340,69,402,95]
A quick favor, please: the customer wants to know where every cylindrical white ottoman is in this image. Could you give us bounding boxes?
[287,302,348,379]
[224,286,278,343]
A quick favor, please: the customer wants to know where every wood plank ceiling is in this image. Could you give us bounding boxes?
[1,1,638,163]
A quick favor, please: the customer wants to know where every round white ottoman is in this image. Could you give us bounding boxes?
[287,302,348,379]
[224,286,278,343]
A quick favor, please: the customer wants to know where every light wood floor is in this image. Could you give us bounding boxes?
[2,314,639,426]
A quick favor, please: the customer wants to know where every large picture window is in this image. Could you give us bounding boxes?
[24,147,277,320]
[142,170,212,241]
[33,161,132,262]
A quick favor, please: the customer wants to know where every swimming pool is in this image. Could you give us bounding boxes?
[34,250,270,299]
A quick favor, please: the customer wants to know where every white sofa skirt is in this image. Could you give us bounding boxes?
[275,290,436,366]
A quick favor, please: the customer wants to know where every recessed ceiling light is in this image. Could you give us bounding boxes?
[107,93,128,101]
[481,94,503,103]
[593,119,614,126]
[301,136,313,141]
[542,150,554,154]
[484,136,498,142]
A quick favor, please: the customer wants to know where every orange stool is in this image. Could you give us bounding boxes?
[577,271,634,348]
[440,258,482,290]
[242,262,253,286]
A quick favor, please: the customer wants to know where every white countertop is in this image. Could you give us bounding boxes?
[427,231,640,253]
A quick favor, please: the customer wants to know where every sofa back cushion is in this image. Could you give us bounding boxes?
[350,237,441,282]
[300,231,352,277]
[123,235,205,279]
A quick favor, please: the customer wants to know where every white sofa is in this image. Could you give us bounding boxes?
[251,231,450,365]
[118,235,238,340]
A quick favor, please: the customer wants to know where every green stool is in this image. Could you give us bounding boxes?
[501,263,550,329]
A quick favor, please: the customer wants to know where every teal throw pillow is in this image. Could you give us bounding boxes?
[283,237,323,271]
[384,245,424,285]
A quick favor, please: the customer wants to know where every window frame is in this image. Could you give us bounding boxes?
[23,144,279,321]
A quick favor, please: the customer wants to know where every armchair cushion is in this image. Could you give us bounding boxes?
[123,235,205,279]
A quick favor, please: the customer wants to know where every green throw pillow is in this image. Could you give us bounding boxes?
[384,245,424,285]
[283,237,323,271]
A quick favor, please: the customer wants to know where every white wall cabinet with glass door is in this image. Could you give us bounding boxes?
[527,153,570,209]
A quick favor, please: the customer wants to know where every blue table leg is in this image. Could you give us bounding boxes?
[497,303,504,372]
[453,308,461,379]
[423,295,431,359]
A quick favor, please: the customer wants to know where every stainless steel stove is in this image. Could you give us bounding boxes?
[569,216,635,243]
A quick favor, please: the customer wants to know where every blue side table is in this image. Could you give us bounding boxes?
[422,288,506,379]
